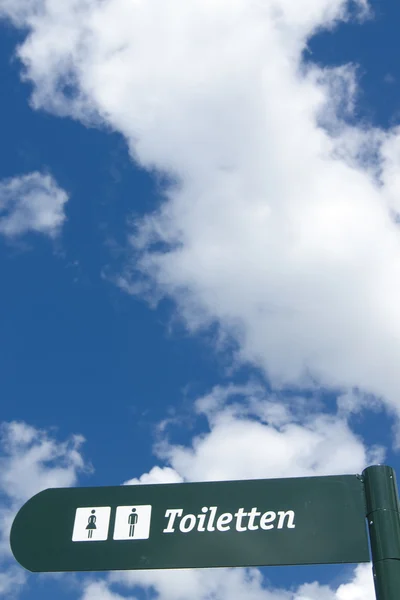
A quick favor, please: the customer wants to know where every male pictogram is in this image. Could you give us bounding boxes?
[86,510,97,539]
[113,505,151,540]
[128,508,138,537]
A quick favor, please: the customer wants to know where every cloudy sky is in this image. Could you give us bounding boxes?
[1,0,400,598]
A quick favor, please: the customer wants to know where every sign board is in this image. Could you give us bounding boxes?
[10,474,370,572]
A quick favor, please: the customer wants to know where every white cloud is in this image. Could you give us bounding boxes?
[0,0,397,413]
[0,421,88,596]
[124,465,183,486]
[0,421,86,506]
[0,566,25,598]
[143,383,385,482]
[336,566,375,600]
[110,567,290,600]
[0,172,68,238]
[81,581,136,600]
[81,562,374,600]
[297,565,375,600]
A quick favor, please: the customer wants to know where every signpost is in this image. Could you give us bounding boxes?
[9,465,400,600]
[11,473,369,572]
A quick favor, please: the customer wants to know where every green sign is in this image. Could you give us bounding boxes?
[10,474,369,572]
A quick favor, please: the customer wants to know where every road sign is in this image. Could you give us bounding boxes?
[10,474,370,572]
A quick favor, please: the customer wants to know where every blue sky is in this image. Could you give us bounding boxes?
[1,1,400,599]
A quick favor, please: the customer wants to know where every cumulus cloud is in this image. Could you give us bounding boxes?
[297,565,374,600]
[0,421,88,596]
[0,172,68,238]
[81,562,374,600]
[109,568,290,600]
[124,383,383,487]
[152,383,384,482]
[81,581,135,600]
[0,0,397,413]
[0,0,400,414]
[123,465,183,486]
[0,567,25,598]
[123,380,383,482]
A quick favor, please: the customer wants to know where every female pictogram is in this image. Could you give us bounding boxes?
[86,510,97,538]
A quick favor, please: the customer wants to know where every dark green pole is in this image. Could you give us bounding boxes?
[363,465,400,600]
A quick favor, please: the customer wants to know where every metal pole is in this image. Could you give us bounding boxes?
[363,465,400,600]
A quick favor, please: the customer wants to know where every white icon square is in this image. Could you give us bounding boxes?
[113,505,152,540]
[72,507,111,542]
